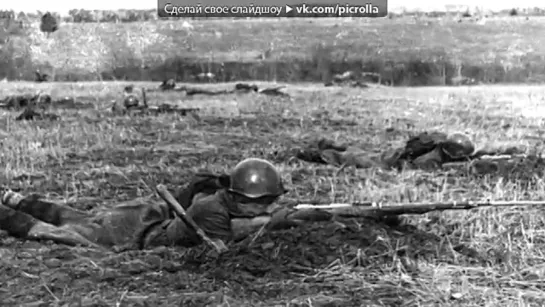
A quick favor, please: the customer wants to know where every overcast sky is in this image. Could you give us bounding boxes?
[0,0,542,15]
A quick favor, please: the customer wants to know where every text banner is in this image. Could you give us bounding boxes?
[158,0,387,18]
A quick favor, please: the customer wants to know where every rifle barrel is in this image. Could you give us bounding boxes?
[294,200,545,217]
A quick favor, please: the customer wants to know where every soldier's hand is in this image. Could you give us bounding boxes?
[267,206,334,231]
[267,207,302,230]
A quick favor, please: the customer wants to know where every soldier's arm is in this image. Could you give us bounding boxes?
[172,173,229,209]
[153,215,270,245]
[230,205,338,241]
[143,200,232,248]
[230,216,271,241]
[229,207,332,241]
[154,206,272,245]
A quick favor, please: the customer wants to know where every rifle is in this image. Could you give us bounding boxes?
[292,200,545,218]
[155,184,228,253]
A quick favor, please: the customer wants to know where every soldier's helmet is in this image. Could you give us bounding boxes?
[124,95,139,108]
[441,132,475,158]
[228,158,286,199]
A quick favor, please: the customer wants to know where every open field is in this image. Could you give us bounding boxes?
[3,16,545,84]
[1,81,545,305]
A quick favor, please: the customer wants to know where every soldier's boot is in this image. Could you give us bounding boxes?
[173,173,230,209]
[0,203,100,248]
[1,191,102,249]
[3,190,90,226]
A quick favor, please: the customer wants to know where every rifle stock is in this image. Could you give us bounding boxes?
[293,200,545,218]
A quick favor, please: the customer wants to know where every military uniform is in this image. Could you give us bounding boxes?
[0,158,289,250]
[296,132,476,171]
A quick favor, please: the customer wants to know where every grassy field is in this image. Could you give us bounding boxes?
[1,81,545,305]
[3,16,545,83]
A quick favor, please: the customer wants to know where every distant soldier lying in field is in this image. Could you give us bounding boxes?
[0,94,94,111]
[15,107,60,121]
[0,158,315,250]
[232,83,290,97]
[149,81,290,98]
[296,131,527,173]
[0,93,99,121]
[122,85,146,109]
[0,93,52,110]
[159,78,176,91]
[111,85,201,117]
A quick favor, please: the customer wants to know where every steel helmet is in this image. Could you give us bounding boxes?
[229,158,286,198]
[441,132,475,158]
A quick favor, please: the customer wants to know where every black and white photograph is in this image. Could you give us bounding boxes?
[0,0,544,305]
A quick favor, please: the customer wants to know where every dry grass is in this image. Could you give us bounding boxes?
[0,81,545,305]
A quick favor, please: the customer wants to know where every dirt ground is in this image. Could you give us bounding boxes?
[1,82,545,306]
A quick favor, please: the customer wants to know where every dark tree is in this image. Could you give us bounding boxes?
[40,12,58,37]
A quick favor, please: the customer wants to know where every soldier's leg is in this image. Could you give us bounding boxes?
[0,203,101,248]
[2,191,90,226]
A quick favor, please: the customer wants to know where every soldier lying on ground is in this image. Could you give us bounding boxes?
[123,85,146,109]
[296,131,530,176]
[0,94,93,111]
[297,132,480,170]
[0,93,52,110]
[0,158,305,250]
[15,107,60,121]
[159,78,176,91]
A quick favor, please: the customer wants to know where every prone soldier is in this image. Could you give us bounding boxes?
[0,158,295,250]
